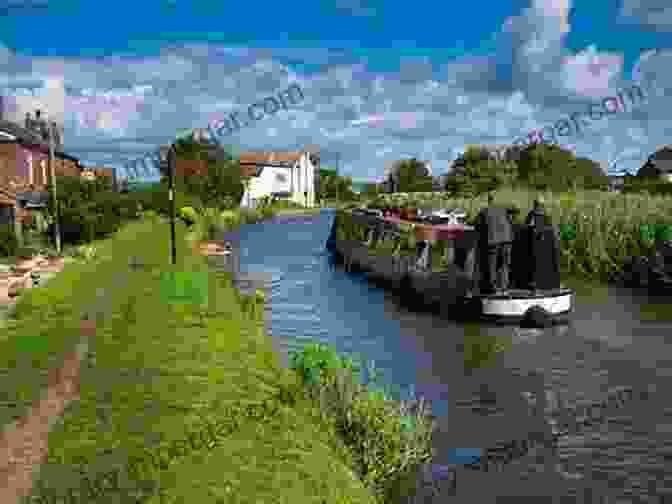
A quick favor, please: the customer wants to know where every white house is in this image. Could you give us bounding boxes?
[239,149,318,208]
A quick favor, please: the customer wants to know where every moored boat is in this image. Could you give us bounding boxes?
[329,208,575,326]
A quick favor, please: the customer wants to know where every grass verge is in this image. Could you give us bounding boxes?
[23,212,433,504]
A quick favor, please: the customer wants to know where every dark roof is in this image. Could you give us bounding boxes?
[0,119,80,164]
[16,191,49,208]
[638,146,672,176]
[0,119,44,144]
[54,151,81,163]
[649,146,672,162]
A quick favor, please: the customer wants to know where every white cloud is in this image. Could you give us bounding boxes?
[0,3,668,180]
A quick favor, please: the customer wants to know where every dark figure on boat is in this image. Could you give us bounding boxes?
[524,196,561,291]
[476,193,514,294]
[525,197,547,229]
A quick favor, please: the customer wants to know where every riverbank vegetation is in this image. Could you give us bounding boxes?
[1,212,437,504]
[360,188,672,281]
[353,143,672,282]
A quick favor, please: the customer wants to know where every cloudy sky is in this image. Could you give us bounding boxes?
[0,0,671,181]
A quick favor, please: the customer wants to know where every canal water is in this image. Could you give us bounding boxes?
[234,209,672,504]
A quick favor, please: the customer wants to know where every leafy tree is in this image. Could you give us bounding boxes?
[362,183,383,198]
[47,175,112,213]
[447,147,517,196]
[517,144,608,191]
[573,157,609,190]
[171,136,243,210]
[319,168,338,179]
[394,158,433,193]
[318,169,355,201]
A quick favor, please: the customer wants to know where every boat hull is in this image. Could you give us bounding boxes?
[478,288,574,323]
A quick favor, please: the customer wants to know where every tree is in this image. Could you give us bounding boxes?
[573,157,609,190]
[395,158,433,193]
[362,182,383,198]
[516,144,608,192]
[172,136,243,209]
[336,175,356,201]
[447,146,518,196]
[317,168,356,201]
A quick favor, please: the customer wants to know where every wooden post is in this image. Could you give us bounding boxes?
[48,122,61,254]
[168,146,177,265]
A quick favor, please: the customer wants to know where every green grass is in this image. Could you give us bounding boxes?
[1,209,436,504]
[24,214,382,504]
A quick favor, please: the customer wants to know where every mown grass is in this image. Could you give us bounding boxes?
[0,221,151,427]
[360,188,672,281]
[24,215,366,504]
[20,211,434,504]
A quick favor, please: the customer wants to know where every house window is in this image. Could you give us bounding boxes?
[275,173,287,183]
[41,160,47,185]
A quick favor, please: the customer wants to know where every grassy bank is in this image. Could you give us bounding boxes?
[359,188,672,281]
[16,213,434,504]
[272,207,323,216]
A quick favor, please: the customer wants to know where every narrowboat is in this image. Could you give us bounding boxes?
[328,208,574,325]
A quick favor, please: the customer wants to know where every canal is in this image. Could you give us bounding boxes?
[233,209,672,503]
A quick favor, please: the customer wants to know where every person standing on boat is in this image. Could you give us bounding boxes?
[652,226,672,277]
[526,196,547,229]
[525,196,560,291]
[476,192,514,294]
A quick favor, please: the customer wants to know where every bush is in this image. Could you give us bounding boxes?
[288,343,434,503]
[178,206,198,226]
[258,206,276,220]
[238,208,261,225]
[49,188,143,245]
[270,198,303,210]
[15,245,41,258]
[0,224,19,257]
[127,183,197,217]
[58,205,98,244]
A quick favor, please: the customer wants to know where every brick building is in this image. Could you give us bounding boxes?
[0,117,81,233]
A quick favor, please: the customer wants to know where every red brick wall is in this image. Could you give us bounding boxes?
[0,143,82,195]
[0,144,20,183]
[175,158,208,178]
[54,157,80,178]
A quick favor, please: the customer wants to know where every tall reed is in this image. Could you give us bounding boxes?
[363,189,672,281]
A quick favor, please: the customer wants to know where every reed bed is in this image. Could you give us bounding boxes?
[362,189,672,281]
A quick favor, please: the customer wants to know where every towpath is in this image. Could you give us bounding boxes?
[0,319,94,504]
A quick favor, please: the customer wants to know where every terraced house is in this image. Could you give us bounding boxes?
[0,111,82,240]
[638,145,672,182]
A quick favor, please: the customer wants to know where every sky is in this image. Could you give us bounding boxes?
[0,0,671,181]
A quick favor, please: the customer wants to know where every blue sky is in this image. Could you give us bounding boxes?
[0,0,671,181]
